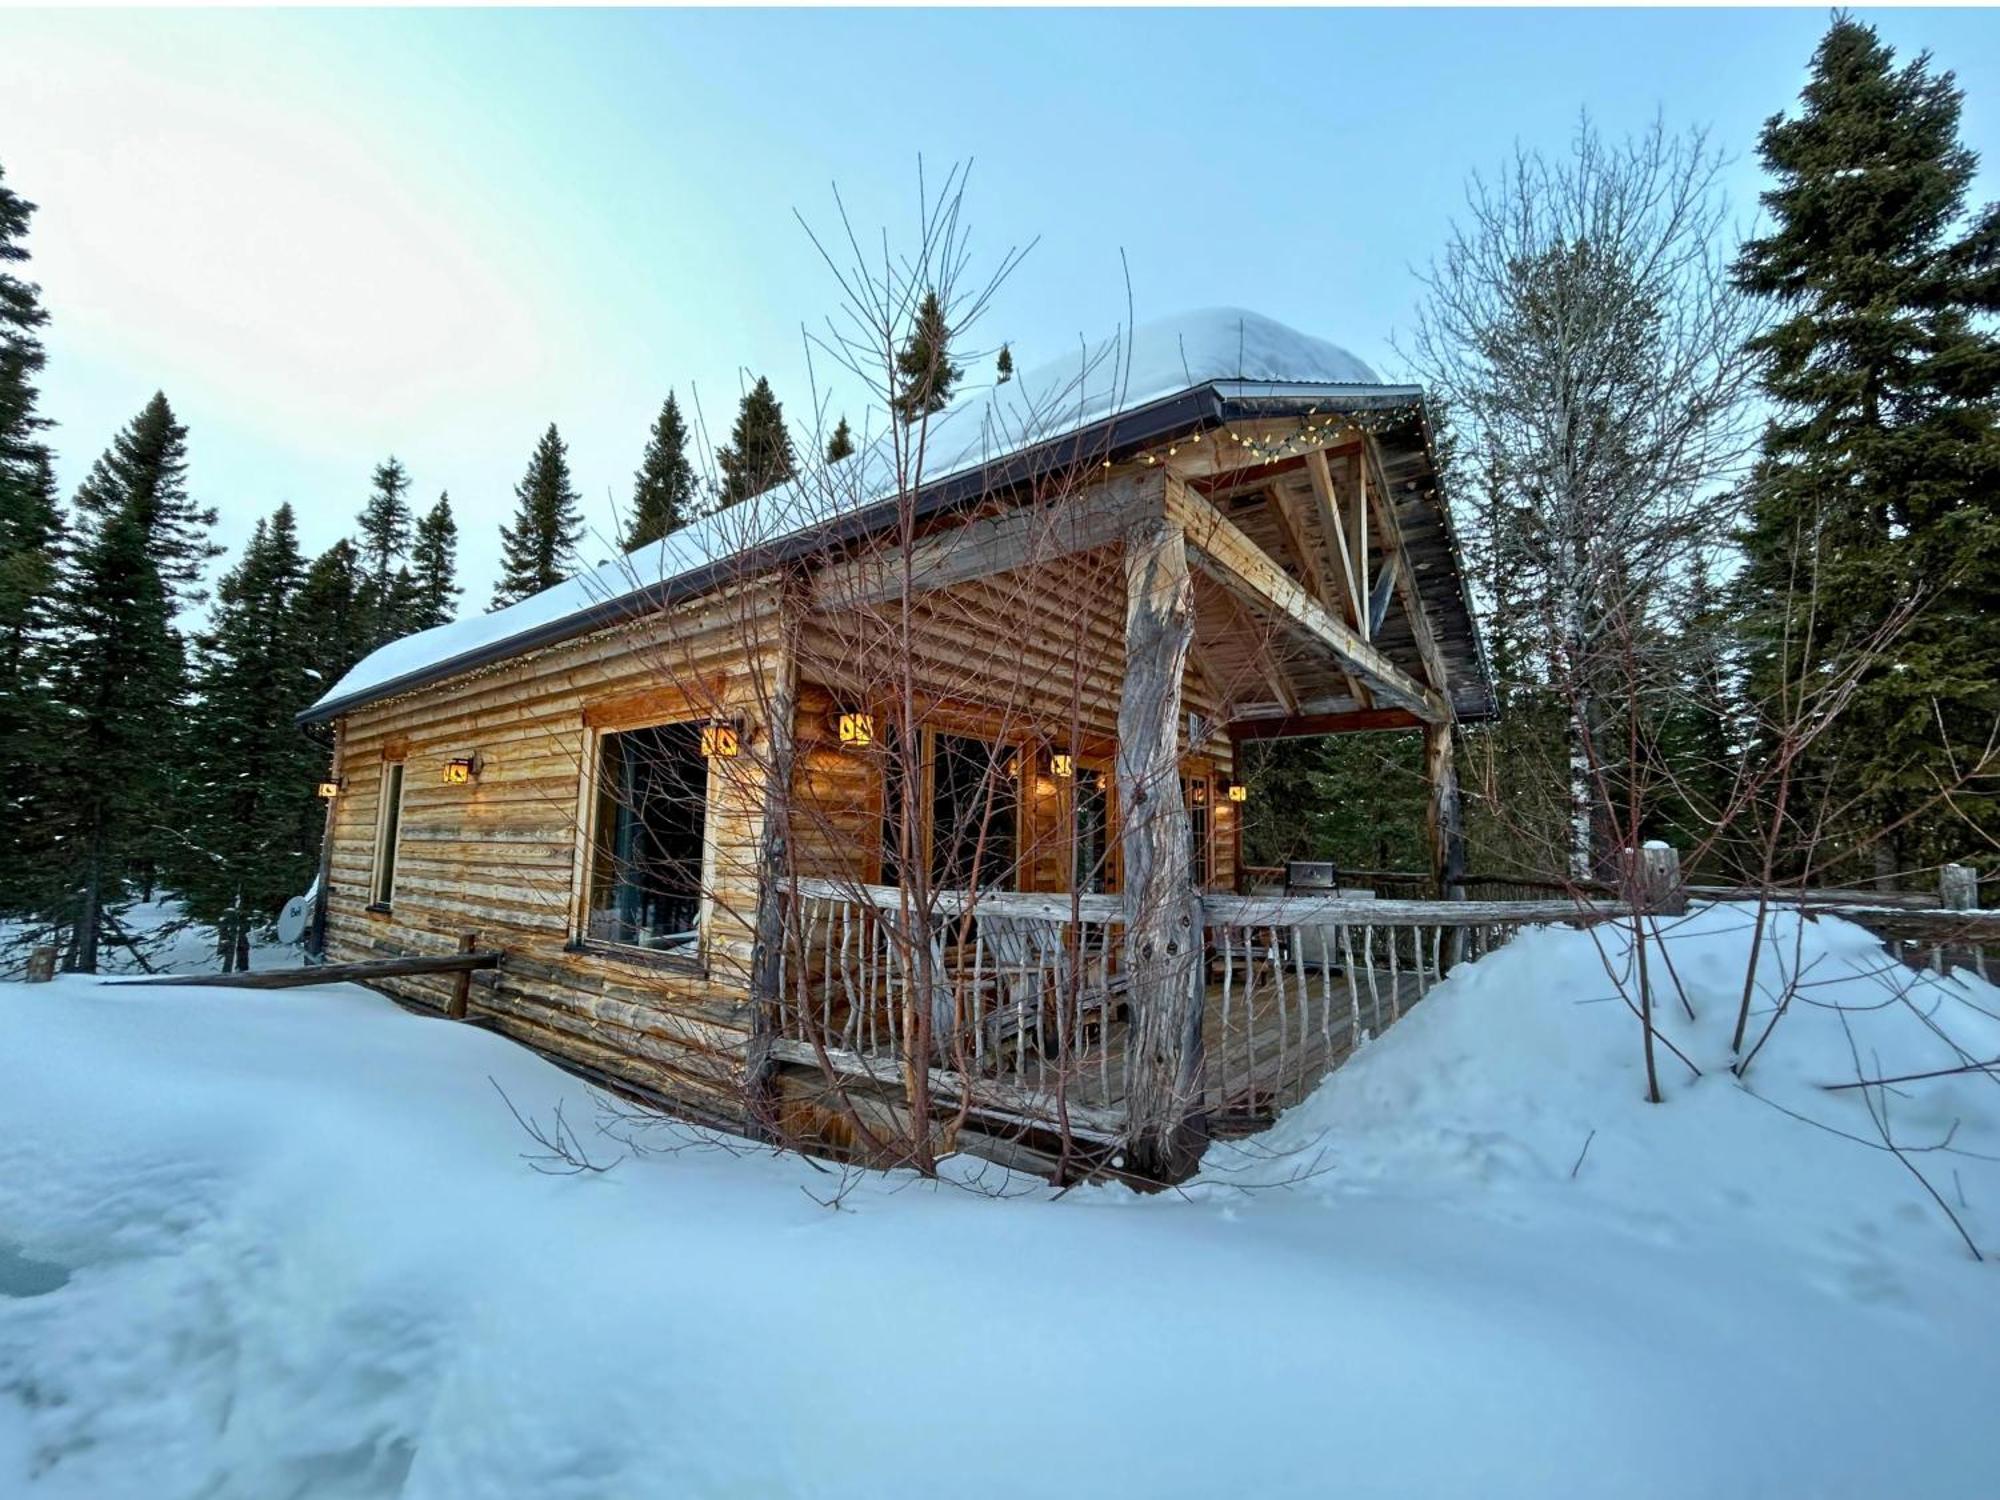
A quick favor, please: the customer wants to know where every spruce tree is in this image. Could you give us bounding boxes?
[0,163,64,919]
[408,492,460,630]
[296,537,371,695]
[48,486,183,970]
[1733,16,2000,879]
[356,456,412,585]
[627,393,697,548]
[179,505,318,969]
[491,422,584,608]
[824,415,855,464]
[48,395,216,962]
[891,289,962,424]
[995,344,1013,385]
[715,378,796,508]
[354,456,417,646]
[69,391,218,613]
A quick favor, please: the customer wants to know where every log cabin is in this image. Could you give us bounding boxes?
[299,309,1497,1178]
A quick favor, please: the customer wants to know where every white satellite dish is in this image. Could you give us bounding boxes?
[277,877,319,945]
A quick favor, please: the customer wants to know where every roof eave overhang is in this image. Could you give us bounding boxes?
[296,381,1428,726]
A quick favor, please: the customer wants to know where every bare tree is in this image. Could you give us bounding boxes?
[1408,114,1763,879]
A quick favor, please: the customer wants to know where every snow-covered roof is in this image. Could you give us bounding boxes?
[302,308,1416,723]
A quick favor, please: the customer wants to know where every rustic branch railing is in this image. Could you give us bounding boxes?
[771,877,1635,1145]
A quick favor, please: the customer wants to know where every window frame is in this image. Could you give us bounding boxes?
[368,758,406,911]
[570,717,716,971]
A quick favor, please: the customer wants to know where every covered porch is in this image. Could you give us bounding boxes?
[751,406,1510,1175]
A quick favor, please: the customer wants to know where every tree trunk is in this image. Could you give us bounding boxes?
[75,839,103,975]
[1425,721,1468,969]
[1117,513,1206,1181]
[744,597,801,1138]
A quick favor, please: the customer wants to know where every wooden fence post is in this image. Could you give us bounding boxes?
[1118,508,1207,1182]
[26,945,56,983]
[446,931,478,1019]
[1940,864,1977,911]
[1637,843,1686,916]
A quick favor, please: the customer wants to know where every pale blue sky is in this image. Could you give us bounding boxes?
[2,7,1996,607]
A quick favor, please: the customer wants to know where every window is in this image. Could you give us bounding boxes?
[1184,775,1211,889]
[930,732,1018,890]
[584,722,708,953]
[1074,769,1112,894]
[370,761,405,908]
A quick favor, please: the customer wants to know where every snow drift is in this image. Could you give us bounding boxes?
[3,904,1995,1498]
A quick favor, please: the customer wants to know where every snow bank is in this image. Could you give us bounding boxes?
[1215,902,2000,1262]
[308,308,1404,717]
[3,906,1996,1498]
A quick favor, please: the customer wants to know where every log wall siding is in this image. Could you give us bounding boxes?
[324,587,786,1124]
[790,544,1238,894]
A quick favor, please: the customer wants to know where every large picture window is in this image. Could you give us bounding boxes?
[584,722,708,953]
[930,732,1018,890]
[370,760,404,908]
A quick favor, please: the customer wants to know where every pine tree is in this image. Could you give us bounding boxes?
[825,415,855,464]
[46,395,217,964]
[891,290,962,424]
[69,391,218,613]
[0,163,64,918]
[353,456,417,647]
[296,537,371,696]
[179,505,318,969]
[491,422,584,608]
[715,378,795,508]
[627,394,697,548]
[1733,16,2000,880]
[408,492,460,630]
[47,483,184,970]
[356,456,412,586]
[995,344,1013,385]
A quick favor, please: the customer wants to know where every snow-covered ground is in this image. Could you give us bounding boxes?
[2,904,1995,1499]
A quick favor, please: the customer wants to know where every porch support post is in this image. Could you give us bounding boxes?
[1425,719,1468,967]
[745,586,802,1139]
[1424,720,1467,901]
[1117,512,1207,1180]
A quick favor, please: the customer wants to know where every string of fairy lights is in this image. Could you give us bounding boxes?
[1123,403,1440,503]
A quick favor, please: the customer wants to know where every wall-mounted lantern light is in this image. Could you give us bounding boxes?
[1225,779,1248,803]
[1050,752,1075,780]
[701,722,740,759]
[316,779,343,800]
[442,754,482,786]
[837,711,874,748]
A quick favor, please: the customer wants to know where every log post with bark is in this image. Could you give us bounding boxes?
[1117,512,1207,1181]
[744,595,801,1138]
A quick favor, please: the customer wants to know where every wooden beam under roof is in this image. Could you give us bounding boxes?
[810,467,1166,608]
[1263,480,1368,708]
[1229,706,1425,741]
[1168,475,1451,724]
[1360,432,1452,693]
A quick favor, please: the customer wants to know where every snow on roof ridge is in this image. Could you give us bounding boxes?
[307,308,1393,718]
